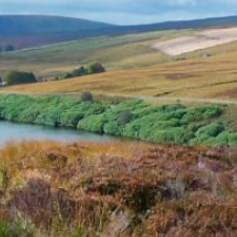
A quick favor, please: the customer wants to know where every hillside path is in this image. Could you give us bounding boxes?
[1,90,237,106]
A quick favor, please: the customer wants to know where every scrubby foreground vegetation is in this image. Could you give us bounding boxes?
[0,94,237,145]
[0,140,237,236]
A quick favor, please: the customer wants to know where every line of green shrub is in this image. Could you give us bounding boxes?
[0,94,236,145]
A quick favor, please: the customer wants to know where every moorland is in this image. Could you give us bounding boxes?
[0,15,237,236]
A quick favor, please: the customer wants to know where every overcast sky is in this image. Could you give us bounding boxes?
[1,0,237,25]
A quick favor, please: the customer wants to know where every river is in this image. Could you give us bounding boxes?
[0,121,115,144]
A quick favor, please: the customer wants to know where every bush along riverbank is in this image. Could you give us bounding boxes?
[0,93,237,145]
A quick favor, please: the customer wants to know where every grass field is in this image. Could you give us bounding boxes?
[0,29,194,79]
[1,27,237,102]
[2,40,237,101]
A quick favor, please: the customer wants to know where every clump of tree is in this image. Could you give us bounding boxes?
[62,66,89,79]
[0,44,15,52]
[4,44,15,52]
[90,63,105,73]
[62,63,105,79]
[4,70,37,85]
[73,66,89,76]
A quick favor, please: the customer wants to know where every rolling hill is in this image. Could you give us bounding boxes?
[0,15,114,36]
[2,26,237,104]
[0,15,116,49]
[2,15,237,49]
[2,15,237,105]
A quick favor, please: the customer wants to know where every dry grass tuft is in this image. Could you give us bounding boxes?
[0,140,237,236]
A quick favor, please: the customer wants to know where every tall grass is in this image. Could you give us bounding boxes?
[0,140,237,236]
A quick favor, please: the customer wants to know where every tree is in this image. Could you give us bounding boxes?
[0,76,2,86]
[62,72,73,79]
[89,63,105,74]
[72,66,89,77]
[3,44,14,52]
[5,71,37,85]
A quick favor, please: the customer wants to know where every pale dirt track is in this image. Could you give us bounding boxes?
[1,90,237,106]
[153,27,237,56]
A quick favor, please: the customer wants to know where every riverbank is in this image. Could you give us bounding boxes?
[0,93,237,145]
[0,140,237,236]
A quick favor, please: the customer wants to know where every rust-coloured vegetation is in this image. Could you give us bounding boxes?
[0,140,237,236]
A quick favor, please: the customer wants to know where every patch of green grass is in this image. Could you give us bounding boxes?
[78,114,108,133]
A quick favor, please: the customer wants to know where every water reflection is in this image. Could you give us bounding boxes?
[0,121,114,144]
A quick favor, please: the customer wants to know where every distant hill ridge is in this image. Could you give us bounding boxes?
[0,15,114,37]
[1,14,237,49]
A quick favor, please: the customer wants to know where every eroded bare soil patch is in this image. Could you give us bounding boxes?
[153,27,237,55]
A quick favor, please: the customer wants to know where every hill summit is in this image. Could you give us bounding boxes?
[0,15,114,37]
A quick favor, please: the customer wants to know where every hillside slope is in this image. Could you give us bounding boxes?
[0,15,113,36]
[2,14,237,37]
[0,15,115,49]
[1,15,237,49]
[4,40,237,101]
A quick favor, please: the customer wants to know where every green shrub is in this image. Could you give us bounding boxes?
[151,127,194,144]
[89,62,105,73]
[122,116,186,143]
[181,106,223,123]
[78,114,107,133]
[0,94,235,146]
[72,66,89,77]
[104,121,120,135]
[60,63,104,80]
[191,122,226,144]
[35,108,61,127]
[113,99,144,111]
[203,106,223,119]
[117,110,133,125]
[17,107,40,123]
[5,71,37,85]
[215,132,237,145]
[80,91,93,102]
[122,122,141,139]
[196,122,225,138]
[62,72,73,79]
[159,104,186,113]
[75,102,108,117]
[59,111,83,127]
[228,133,237,144]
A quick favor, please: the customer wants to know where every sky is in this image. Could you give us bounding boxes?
[1,0,237,25]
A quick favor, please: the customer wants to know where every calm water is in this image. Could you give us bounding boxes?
[0,121,115,144]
